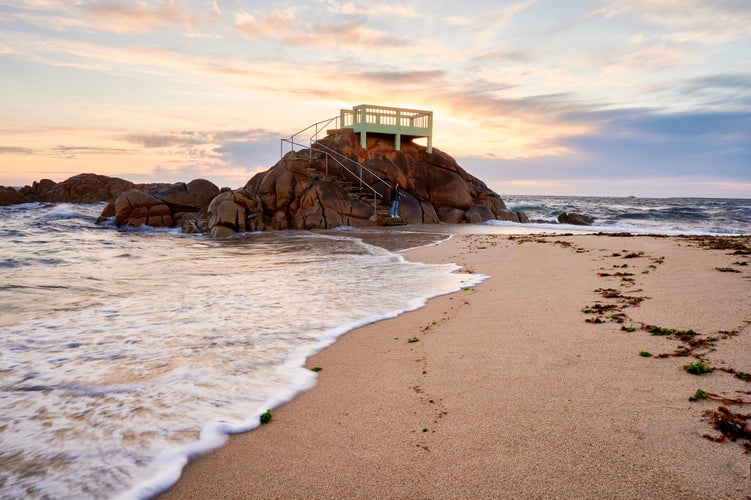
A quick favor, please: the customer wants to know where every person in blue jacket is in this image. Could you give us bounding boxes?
[390,182,400,217]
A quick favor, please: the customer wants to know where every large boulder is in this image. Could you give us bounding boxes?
[465,204,495,223]
[207,190,263,237]
[139,179,219,212]
[437,206,466,224]
[114,190,173,227]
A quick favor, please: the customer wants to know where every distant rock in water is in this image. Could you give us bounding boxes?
[206,129,522,236]
[45,174,135,204]
[0,173,133,206]
[558,212,595,226]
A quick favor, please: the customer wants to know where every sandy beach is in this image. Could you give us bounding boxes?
[159,230,751,499]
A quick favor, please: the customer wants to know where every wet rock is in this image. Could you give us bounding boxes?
[207,190,263,237]
[0,186,30,206]
[558,212,594,226]
[465,204,495,223]
[115,190,173,228]
[437,206,466,224]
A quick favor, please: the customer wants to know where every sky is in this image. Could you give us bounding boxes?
[1,1,750,198]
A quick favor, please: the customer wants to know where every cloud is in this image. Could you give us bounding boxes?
[678,73,751,108]
[358,69,445,86]
[0,146,34,155]
[453,104,751,197]
[49,145,130,158]
[79,0,218,34]
[472,49,535,63]
[121,132,207,149]
[118,128,281,171]
[233,9,409,50]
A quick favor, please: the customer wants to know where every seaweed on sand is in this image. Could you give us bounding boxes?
[702,406,751,447]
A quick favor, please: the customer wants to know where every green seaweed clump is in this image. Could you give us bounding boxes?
[260,409,272,424]
[649,326,672,336]
[639,350,653,357]
[684,361,711,375]
[691,389,708,401]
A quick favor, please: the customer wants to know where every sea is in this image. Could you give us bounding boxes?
[0,195,749,499]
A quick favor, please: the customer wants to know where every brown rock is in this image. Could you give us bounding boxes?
[140,179,219,211]
[207,190,263,237]
[465,204,495,223]
[96,202,117,223]
[180,210,208,234]
[115,190,173,228]
[44,174,133,203]
[211,128,514,234]
[558,212,594,226]
[0,186,30,206]
[420,200,439,224]
[437,206,466,224]
[19,179,57,199]
[496,210,520,223]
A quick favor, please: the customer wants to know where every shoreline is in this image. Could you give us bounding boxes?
[158,230,751,499]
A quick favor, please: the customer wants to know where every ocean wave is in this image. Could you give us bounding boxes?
[0,218,486,499]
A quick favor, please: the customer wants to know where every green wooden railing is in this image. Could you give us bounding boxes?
[340,104,433,153]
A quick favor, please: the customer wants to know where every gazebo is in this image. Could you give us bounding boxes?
[339,104,433,153]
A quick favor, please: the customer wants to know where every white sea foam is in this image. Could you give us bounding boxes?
[3,195,746,498]
[0,204,484,499]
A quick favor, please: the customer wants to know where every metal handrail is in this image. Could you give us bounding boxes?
[280,138,385,213]
[307,115,339,147]
[309,141,391,190]
[280,115,339,157]
[279,113,404,217]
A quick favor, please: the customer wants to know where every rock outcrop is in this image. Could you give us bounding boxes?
[0,186,30,206]
[44,174,134,203]
[108,179,220,228]
[206,129,522,236]
[0,173,133,206]
[4,132,525,236]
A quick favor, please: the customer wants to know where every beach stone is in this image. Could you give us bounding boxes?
[558,212,594,225]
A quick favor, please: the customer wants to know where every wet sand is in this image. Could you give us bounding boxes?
[159,230,751,499]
